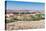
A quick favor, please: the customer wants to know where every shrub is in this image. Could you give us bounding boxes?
[6,14,45,23]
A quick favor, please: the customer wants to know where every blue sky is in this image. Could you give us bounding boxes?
[6,1,45,10]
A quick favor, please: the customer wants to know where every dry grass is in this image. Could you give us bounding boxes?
[6,20,45,30]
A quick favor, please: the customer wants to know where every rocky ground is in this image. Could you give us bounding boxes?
[6,20,45,30]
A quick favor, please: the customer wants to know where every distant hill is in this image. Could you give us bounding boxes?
[6,9,44,14]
